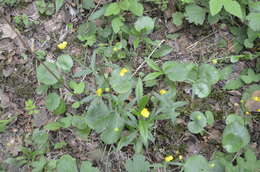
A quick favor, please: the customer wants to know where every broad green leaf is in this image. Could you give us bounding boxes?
[162,61,197,82]
[36,62,60,85]
[223,0,243,19]
[32,156,47,172]
[45,93,60,111]
[184,155,209,172]
[145,58,161,71]
[56,54,73,73]
[104,3,120,16]
[129,0,143,16]
[136,78,143,102]
[125,154,150,172]
[246,13,260,32]
[152,45,173,58]
[72,102,81,109]
[138,120,149,146]
[209,0,223,16]
[188,111,207,134]
[44,122,62,131]
[57,155,78,172]
[89,6,106,20]
[199,64,220,85]
[185,4,206,25]
[69,81,85,94]
[143,72,162,81]
[77,22,96,41]
[240,68,260,84]
[226,114,244,125]
[110,68,132,94]
[192,82,211,98]
[53,100,66,115]
[54,141,67,149]
[134,16,154,33]
[219,65,232,80]
[172,12,184,26]
[224,78,244,90]
[112,17,124,33]
[119,0,129,10]
[32,129,49,146]
[80,161,99,172]
[55,0,64,12]
[222,122,250,153]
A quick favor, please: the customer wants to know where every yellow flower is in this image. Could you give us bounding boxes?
[252,96,260,102]
[178,155,183,160]
[245,111,250,115]
[105,88,110,92]
[114,128,119,132]
[159,89,167,95]
[212,59,218,64]
[119,68,128,77]
[165,155,173,162]
[257,109,260,112]
[141,108,150,118]
[96,88,103,96]
[57,41,68,50]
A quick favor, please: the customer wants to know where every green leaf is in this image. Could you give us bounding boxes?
[209,0,223,16]
[129,0,143,16]
[82,0,95,10]
[219,65,233,80]
[112,17,124,33]
[199,64,220,85]
[119,0,129,10]
[53,100,66,115]
[54,141,67,149]
[145,58,161,71]
[138,120,149,146]
[240,68,260,84]
[32,156,47,172]
[80,161,99,172]
[136,78,143,102]
[45,93,60,111]
[77,22,96,41]
[223,0,243,19]
[117,131,138,150]
[152,45,173,58]
[172,12,184,26]
[188,111,207,134]
[55,0,64,12]
[192,82,211,98]
[185,4,206,25]
[89,6,106,20]
[226,114,245,125]
[134,16,154,33]
[224,78,244,90]
[72,102,81,109]
[104,3,120,16]
[69,81,85,94]
[44,122,63,131]
[36,62,60,85]
[222,122,250,153]
[143,72,162,81]
[56,54,73,73]
[184,155,209,172]
[125,154,150,172]
[205,111,214,126]
[110,68,132,94]
[246,13,260,32]
[57,155,78,172]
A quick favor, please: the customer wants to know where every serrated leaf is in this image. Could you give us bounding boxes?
[223,0,243,19]
[246,13,260,31]
[119,0,129,10]
[56,54,73,73]
[209,0,223,16]
[134,16,154,33]
[45,93,60,111]
[112,17,124,33]
[44,122,62,131]
[36,62,60,85]
[129,0,143,16]
[199,64,220,85]
[152,45,173,58]
[57,155,78,172]
[172,12,184,26]
[185,4,206,25]
[224,78,244,90]
[104,3,120,16]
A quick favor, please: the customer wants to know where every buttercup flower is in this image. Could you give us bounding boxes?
[57,41,68,50]
[252,96,260,102]
[159,89,167,95]
[119,68,128,77]
[245,111,250,115]
[257,109,260,112]
[178,155,183,160]
[96,88,103,96]
[141,108,150,118]
[212,59,218,64]
[165,155,173,162]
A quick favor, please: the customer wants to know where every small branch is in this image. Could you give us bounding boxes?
[0,11,77,98]
[132,39,165,77]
